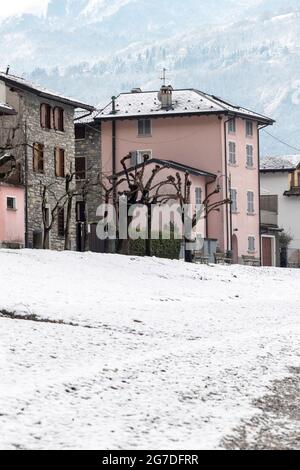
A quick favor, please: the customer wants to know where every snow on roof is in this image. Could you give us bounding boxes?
[0,72,94,111]
[260,155,300,171]
[87,88,274,124]
[0,101,16,115]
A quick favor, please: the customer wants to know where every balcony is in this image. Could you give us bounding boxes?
[284,186,300,197]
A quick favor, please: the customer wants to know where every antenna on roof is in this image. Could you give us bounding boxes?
[6,65,10,75]
[160,68,168,87]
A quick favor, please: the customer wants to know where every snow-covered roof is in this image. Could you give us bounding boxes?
[260,155,300,172]
[87,89,274,124]
[0,72,94,111]
[0,101,16,115]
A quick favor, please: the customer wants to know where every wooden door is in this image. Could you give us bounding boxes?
[262,237,272,267]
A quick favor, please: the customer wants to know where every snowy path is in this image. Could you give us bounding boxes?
[0,250,299,449]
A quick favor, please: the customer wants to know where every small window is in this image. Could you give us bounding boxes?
[7,197,16,210]
[246,145,254,168]
[57,207,65,237]
[195,187,202,206]
[231,189,238,213]
[228,118,236,134]
[228,142,236,165]
[75,125,86,140]
[40,103,52,129]
[75,157,86,180]
[247,191,255,214]
[54,107,64,132]
[33,143,44,173]
[246,120,253,137]
[138,119,152,136]
[55,148,65,178]
[248,236,255,253]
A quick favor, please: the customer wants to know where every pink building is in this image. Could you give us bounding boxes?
[77,86,274,262]
[0,183,25,248]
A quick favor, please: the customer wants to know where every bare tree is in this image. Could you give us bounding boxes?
[100,154,231,261]
[40,182,68,249]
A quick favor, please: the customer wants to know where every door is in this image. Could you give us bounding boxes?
[262,237,273,267]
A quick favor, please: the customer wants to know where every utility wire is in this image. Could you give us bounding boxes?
[263,129,300,153]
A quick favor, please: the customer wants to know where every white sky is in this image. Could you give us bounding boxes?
[0,0,49,19]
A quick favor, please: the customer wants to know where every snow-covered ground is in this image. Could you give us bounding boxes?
[0,249,299,450]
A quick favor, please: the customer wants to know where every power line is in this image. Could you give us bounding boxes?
[263,129,300,153]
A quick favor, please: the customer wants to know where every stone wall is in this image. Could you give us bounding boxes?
[75,122,102,223]
[0,86,77,251]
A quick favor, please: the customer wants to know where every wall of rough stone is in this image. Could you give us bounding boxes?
[0,85,77,251]
[23,92,76,250]
[75,122,102,223]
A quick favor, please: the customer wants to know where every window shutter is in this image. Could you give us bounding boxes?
[60,149,65,177]
[55,148,59,177]
[40,105,46,128]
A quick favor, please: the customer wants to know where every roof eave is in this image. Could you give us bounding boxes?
[1,76,94,111]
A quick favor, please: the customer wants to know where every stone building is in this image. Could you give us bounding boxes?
[74,114,102,251]
[0,71,94,250]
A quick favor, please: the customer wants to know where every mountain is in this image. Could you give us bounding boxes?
[1,0,300,154]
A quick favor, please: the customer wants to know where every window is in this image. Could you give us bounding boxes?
[246,145,254,168]
[75,125,86,140]
[228,142,236,165]
[228,118,236,134]
[33,143,44,173]
[7,197,16,210]
[138,119,152,136]
[248,236,255,253]
[231,189,238,213]
[40,103,52,129]
[57,207,65,237]
[195,187,202,206]
[55,148,65,178]
[131,150,152,166]
[75,157,86,180]
[246,120,253,137]
[247,191,255,214]
[54,107,64,132]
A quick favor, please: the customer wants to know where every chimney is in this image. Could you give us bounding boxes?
[157,85,173,109]
[111,96,117,114]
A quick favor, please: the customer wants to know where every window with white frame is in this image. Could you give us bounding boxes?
[138,119,152,136]
[231,189,238,213]
[7,197,16,210]
[246,120,253,137]
[131,150,152,167]
[228,118,236,134]
[248,236,255,253]
[247,191,255,214]
[246,145,254,167]
[195,187,202,206]
[228,141,236,165]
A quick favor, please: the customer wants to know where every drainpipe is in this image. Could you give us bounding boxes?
[111,96,117,205]
[258,123,269,266]
[24,121,29,248]
[223,116,232,253]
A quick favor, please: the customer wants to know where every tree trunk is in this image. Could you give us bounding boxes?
[43,229,50,250]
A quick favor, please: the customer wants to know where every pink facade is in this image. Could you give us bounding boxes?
[0,184,25,247]
[101,114,261,260]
